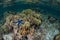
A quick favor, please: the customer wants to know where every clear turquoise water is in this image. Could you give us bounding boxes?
[0,2,60,24]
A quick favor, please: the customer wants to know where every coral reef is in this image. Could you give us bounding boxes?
[2,9,42,40]
[0,9,60,40]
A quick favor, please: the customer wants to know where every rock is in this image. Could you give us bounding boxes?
[0,35,4,40]
[48,16,57,23]
[22,35,28,40]
[3,33,13,40]
[45,28,59,40]
[54,33,60,40]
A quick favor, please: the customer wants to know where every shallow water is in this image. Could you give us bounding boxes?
[0,1,60,40]
[0,2,60,20]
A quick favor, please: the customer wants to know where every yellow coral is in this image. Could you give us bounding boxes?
[14,15,20,20]
[30,28,35,36]
[33,13,41,18]
[10,21,13,26]
[30,16,41,25]
[19,13,26,18]
[22,9,33,15]
[19,27,29,35]
[25,21,30,27]
[34,18,41,25]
